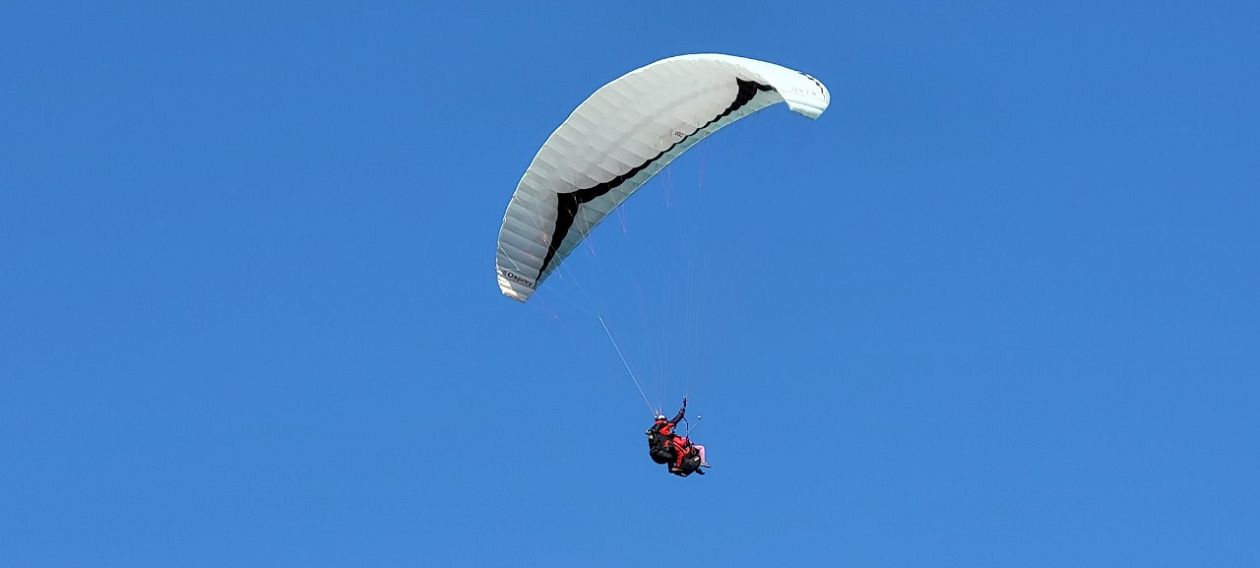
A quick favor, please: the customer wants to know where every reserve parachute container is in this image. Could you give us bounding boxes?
[496,53,829,302]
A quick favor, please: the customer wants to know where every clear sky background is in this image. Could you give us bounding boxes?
[3,2,1258,566]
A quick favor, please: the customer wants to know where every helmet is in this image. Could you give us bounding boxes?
[655,414,666,421]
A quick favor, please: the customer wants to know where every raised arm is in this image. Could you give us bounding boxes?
[670,397,687,424]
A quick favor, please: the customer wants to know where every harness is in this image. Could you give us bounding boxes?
[647,420,680,464]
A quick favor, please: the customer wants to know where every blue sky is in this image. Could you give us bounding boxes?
[3,2,1258,566]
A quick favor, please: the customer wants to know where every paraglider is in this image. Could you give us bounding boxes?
[646,402,685,465]
[495,53,829,302]
[495,54,829,477]
[646,397,708,476]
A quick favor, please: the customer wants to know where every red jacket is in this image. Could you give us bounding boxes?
[670,435,695,468]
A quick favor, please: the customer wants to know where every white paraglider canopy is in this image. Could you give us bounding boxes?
[495,53,830,302]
